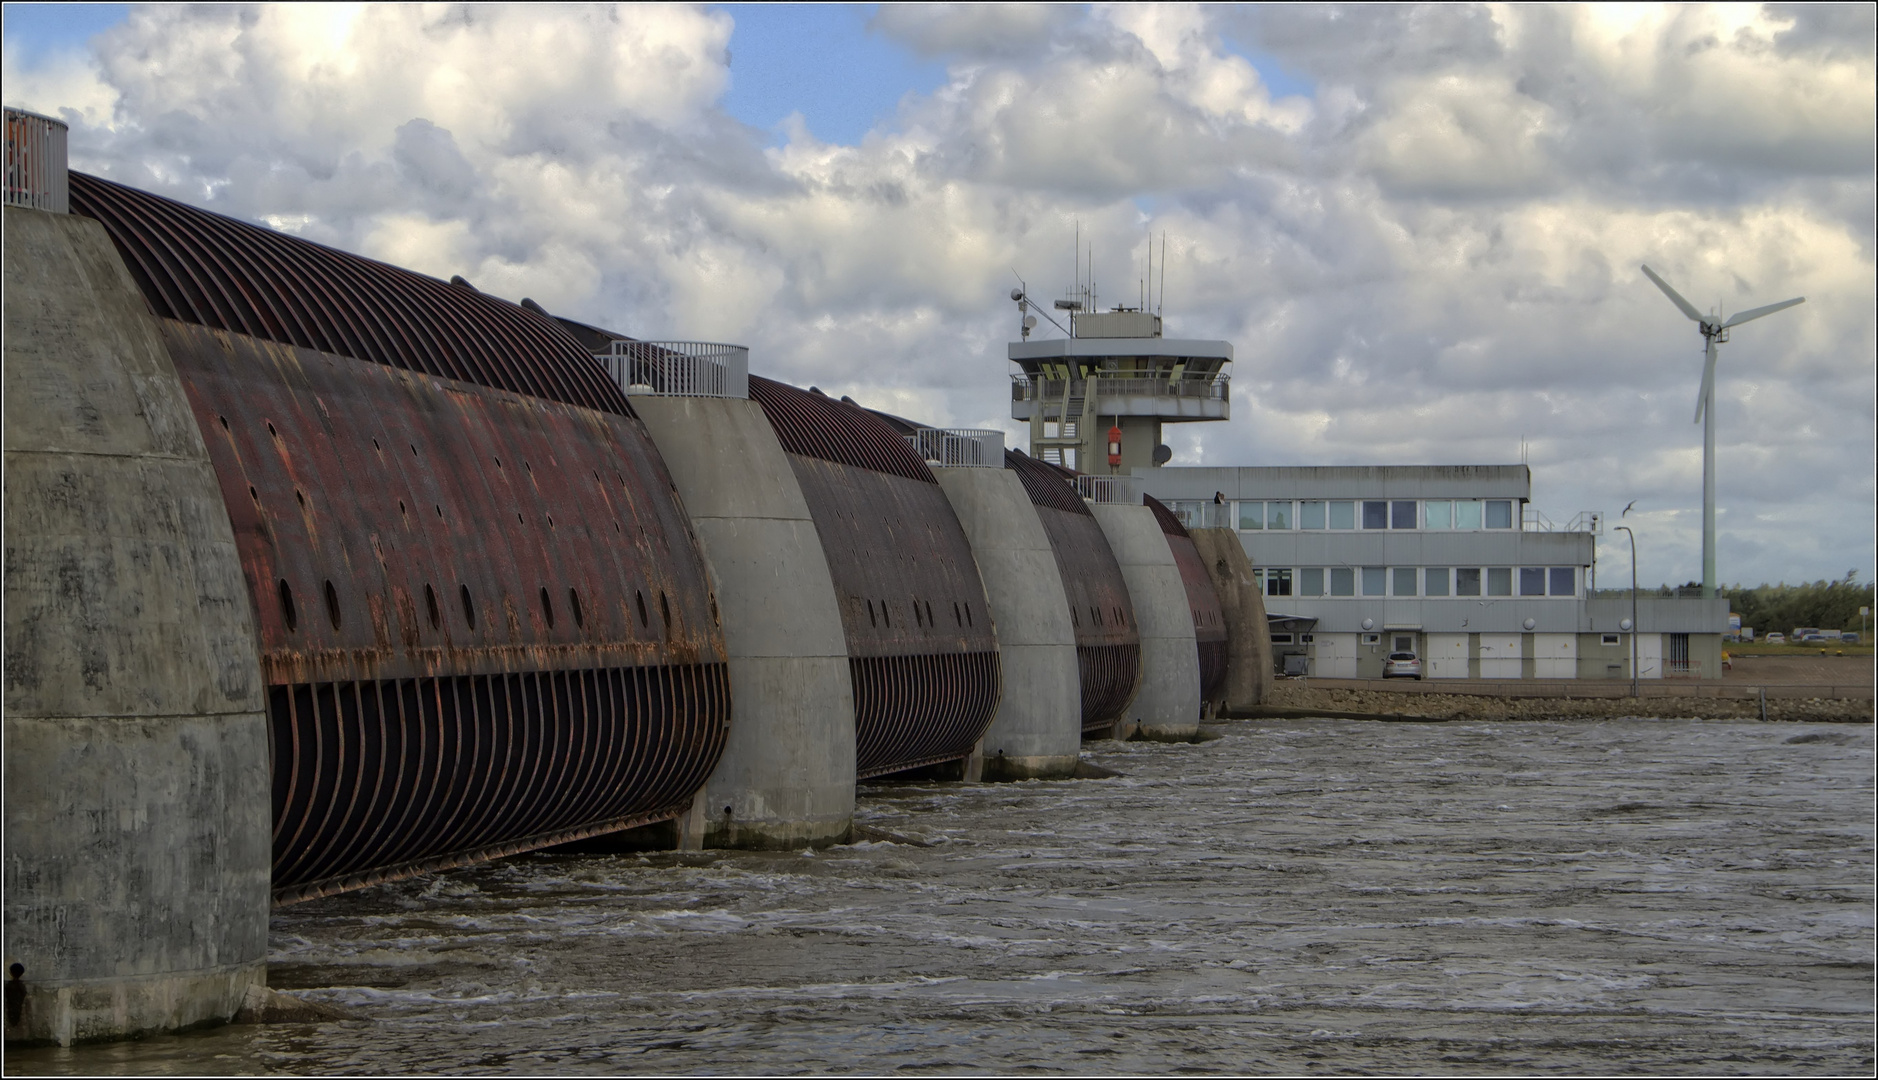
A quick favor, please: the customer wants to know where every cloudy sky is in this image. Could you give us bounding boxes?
[6,3,1873,589]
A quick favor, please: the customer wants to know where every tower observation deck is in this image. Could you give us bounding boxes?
[1007,302,1232,473]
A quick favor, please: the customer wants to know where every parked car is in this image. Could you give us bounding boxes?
[1842,633,1861,645]
[1383,652,1423,680]
[1765,632,1786,644]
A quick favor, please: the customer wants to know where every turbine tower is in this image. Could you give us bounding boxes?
[1640,265,1804,600]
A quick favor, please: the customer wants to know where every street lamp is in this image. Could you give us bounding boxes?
[1615,524,1639,698]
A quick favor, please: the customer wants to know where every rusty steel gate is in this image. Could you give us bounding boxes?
[1004,451,1142,731]
[747,377,1001,778]
[1144,495,1230,704]
[70,173,730,905]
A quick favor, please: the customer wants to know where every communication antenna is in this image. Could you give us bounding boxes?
[1640,263,1804,599]
[1158,232,1167,316]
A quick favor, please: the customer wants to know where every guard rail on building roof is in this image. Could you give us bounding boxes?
[1074,475,1138,504]
[905,427,1003,467]
[598,339,749,399]
[5,107,68,213]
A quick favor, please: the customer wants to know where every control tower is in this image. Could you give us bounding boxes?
[1007,288,1232,473]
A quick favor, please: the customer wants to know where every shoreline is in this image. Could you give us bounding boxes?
[1243,682,1874,724]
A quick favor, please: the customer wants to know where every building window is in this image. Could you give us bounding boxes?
[1266,501,1292,530]
[1361,632,1382,645]
[1488,567,1513,596]
[1301,634,1315,643]
[1300,567,1325,596]
[1456,568,1481,596]
[1393,634,1416,653]
[1175,501,1205,528]
[1392,567,1417,596]
[1362,500,1389,529]
[1486,499,1513,529]
[1238,501,1262,530]
[1602,633,1621,645]
[1519,567,1546,596]
[1331,567,1355,596]
[1391,500,1417,529]
[1362,566,1387,596]
[1267,568,1293,597]
[1271,633,1295,645]
[1329,501,1355,529]
[1424,500,1452,529]
[1550,567,1575,596]
[1300,501,1326,530]
[1425,567,1450,596]
[1454,500,1483,530]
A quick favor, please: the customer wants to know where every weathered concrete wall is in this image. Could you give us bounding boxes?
[1189,527,1273,714]
[631,397,855,848]
[934,467,1080,780]
[3,206,270,1044]
[1091,504,1200,739]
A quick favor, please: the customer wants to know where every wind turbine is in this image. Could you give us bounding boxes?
[1640,264,1804,600]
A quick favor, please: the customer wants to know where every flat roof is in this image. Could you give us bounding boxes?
[1138,464,1532,500]
[1009,338,1233,362]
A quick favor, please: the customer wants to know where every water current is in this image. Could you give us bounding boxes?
[11,718,1874,1075]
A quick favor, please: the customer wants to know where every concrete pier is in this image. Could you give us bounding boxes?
[1188,528,1274,714]
[934,466,1081,780]
[3,206,271,1044]
[1091,504,1201,740]
[632,397,856,848]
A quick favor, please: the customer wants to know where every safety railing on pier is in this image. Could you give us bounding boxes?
[597,340,749,399]
[5,107,69,213]
[1074,475,1138,504]
[905,427,1003,467]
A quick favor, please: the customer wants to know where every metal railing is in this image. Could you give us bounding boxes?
[905,427,1003,467]
[1173,503,1234,529]
[1524,508,1604,533]
[5,108,68,213]
[1012,374,1229,407]
[1074,475,1137,504]
[597,340,749,399]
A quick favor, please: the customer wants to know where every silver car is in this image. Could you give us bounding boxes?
[1383,652,1423,680]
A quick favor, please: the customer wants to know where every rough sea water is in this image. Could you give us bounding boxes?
[11,718,1874,1076]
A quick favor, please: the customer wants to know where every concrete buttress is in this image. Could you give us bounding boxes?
[1090,504,1201,740]
[933,467,1080,779]
[1187,528,1274,713]
[631,397,856,847]
[2,206,271,1045]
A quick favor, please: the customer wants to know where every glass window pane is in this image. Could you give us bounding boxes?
[1300,567,1324,596]
[1486,500,1513,528]
[1519,567,1546,596]
[1425,567,1449,596]
[1300,501,1326,530]
[1550,567,1575,596]
[1454,500,1482,529]
[1238,501,1262,530]
[1391,500,1417,529]
[1268,568,1293,596]
[1362,566,1387,596]
[1330,567,1355,596]
[1362,501,1388,529]
[1266,501,1291,530]
[1456,568,1481,596]
[1329,501,1355,529]
[1393,567,1417,595]
[1424,500,1451,529]
[1488,567,1513,596]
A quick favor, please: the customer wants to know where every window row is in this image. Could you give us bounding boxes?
[1254,566,1577,598]
[1225,499,1517,531]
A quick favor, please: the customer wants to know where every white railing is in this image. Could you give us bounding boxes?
[1012,373,1229,406]
[1074,475,1137,504]
[906,427,1003,467]
[1524,508,1604,533]
[5,108,69,213]
[597,340,749,399]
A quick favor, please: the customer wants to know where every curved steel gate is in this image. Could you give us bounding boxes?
[748,377,1000,778]
[71,174,730,904]
[1145,495,1230,704]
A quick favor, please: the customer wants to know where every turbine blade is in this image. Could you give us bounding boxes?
[1721,296,1805,329]
[1642,265,1705,323]
[1694,350,1716,424]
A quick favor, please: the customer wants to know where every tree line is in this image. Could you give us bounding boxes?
[1688,572,1876,636]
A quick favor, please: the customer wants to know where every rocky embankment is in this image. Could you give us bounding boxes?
[1257,682,1874,724]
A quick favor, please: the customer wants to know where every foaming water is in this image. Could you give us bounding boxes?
[11,719,1873,1075]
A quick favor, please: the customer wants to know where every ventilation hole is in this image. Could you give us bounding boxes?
[964,603,972,627]
[267,422,277,438]
[547,514,554,528]
[434,504,443,518]
[518,513,525,524]
[277,579,298,632]
[569,588,585,629]
[540,587,555,629]
[524,461,532,473]
[425,583,441,630]
[398,500,407,517]
[494,457,503,469]
[614,522,621,532]
[249,485,259,502]
[372,438,380,451]
[926,601,934,627]
[709,595,719,626]
[295,490,306,508]
[954,601,962,627]
[218,415,229,429]
[659,591,671,633]
[460,584,476,630]
[868,600,877,628]
[411,444,418,456]
[913,598,923,628]
[324,580,342,631]
[883,603,891,629]
[636,590,649,628]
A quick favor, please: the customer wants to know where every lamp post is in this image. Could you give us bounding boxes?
[1615,525,1639,698]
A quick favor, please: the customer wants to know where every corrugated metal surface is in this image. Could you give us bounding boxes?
[1006,452,1142,730]
[69,172,628,415]
[1146,495,1230,703]
[749,380,1000,777]
[70,175,730,903]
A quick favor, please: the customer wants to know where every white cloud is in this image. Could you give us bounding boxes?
[3,1,1870,586]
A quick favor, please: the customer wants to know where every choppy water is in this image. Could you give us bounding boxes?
[11,718,1875,1075]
